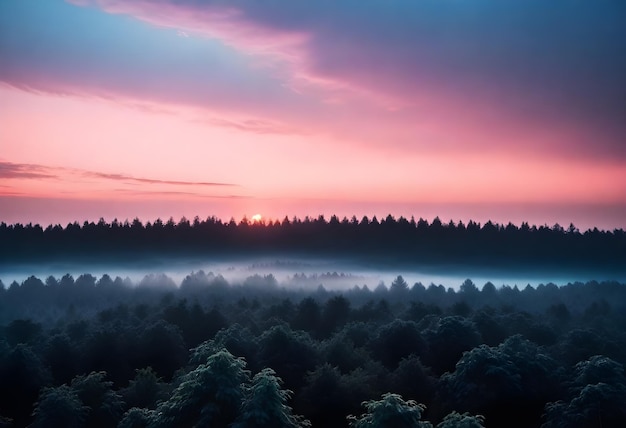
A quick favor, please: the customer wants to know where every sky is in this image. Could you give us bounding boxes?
[1,0,625,230]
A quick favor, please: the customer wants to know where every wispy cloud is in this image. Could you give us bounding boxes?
[0,191,27,197]
[0,161,238,188]
[0,1,311,132]
[0,162,56,179]
[112,189,250,198]
[83,171,237,187]
[198,117,307,136]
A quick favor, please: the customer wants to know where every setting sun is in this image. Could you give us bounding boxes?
[251,214,262,223]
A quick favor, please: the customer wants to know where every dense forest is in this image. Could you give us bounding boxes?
[1,216,625,271]
[1,272,625,427]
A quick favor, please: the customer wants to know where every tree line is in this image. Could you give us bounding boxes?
[1,215,625,270]
[1,273,625,427]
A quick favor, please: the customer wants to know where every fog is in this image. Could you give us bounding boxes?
[3,256,626,427]
[2,256,623,290]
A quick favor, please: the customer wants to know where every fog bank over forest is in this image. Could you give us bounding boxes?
[2,215,625,288]
[1,257,624,293]
[1,269,625,426]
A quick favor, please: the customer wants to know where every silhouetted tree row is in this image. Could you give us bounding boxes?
[1,215,625,270]
[1,273,625,427]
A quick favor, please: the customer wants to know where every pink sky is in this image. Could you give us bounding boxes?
[1,1,625,230]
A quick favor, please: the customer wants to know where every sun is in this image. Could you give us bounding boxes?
[251,214,262,223]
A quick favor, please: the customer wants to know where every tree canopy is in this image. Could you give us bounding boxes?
[0,272,625,427]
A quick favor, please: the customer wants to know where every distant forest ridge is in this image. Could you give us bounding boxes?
[4,213,626,232]
[1,215,625,270]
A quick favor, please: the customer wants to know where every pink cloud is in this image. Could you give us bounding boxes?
[46,0,620,164]
[0,161,237,187]
[0,159,247,203]
[75,0,406,108]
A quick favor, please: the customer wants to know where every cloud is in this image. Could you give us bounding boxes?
[83,0,626,160]
[81,2,626,106]
[1,0,625,160]
[0,161,237,188]
[0,162,57,179]
[0,191,27,197]
[83,171,237,187]
[197,117,307,135]
[112,189,250,199]
[0,0,318,130]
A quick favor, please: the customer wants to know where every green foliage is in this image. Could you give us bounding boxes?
[291,297,322,336]
[5,319,42,346]
[441,335,560,427]
[2,273,626,427]
[298,363,369,427]
[388,355,435,405]
[322,334,368,373]
[30,385,88,428]
[234,368,310,428]
[0,344,51,426]
[542,356,626,428]
[443,335,559,398]
[436,411,485,428]
[572,355,625,387]
[543,382,626,428]
[70,371,124,428]
[43,334,79,385]
[118,407,155,428]
[257,324,319,390]
[321,296,351,337]
[424,316,482,375]
[154,349,249,427]
[136,320,188,379]
[122,367,167,410]
[348,393,432,428]
[189,339,221,366]
[369,319,426,369]
[190,324,256,367]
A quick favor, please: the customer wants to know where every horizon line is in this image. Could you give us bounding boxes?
[2,213,624,234]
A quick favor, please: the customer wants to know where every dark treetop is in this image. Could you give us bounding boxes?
[1,215,625,272]
[1,272,625,427]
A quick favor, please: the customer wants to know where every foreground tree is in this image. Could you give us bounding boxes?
[257,325,318,391]
[0,345,51,426]
[233,368,310,428]
[347,393,432,428]
[70,371,125,428]
[436,411,485,428]
[121,367,168,410]
[117,407,154,428]
[542,356,626,428]
[440,335,559,427]
[369,319,426,369]
[154,350,249,427]
[424,316,482,375]
[30,385,88,428]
